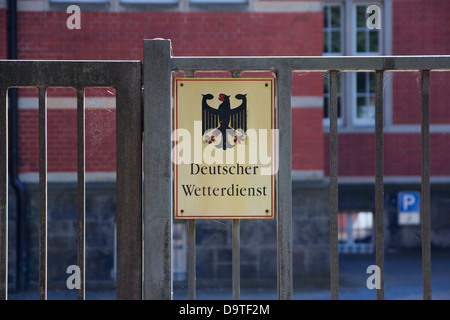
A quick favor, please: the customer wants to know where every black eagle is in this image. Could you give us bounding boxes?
[202,93,247,150]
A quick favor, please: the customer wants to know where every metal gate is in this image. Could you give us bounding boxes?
[0,60,143,300]
[1,38,450,299]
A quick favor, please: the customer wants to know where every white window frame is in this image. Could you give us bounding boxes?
[351,2,382,126]
[323,4,344,56]
[323,3,345,127]
[323,0,390,129]
[338,210,374,254]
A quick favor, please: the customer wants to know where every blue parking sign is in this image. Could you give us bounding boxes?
[398,191,420,225]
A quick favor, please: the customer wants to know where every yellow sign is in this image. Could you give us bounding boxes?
[173,78,276,219]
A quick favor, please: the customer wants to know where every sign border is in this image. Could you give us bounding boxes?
[173,77,276,219]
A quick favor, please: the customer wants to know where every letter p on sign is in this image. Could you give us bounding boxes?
[398,191,421,225]
[403,194,416,211]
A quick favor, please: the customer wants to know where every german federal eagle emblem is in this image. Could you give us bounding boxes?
[202,93,247,150]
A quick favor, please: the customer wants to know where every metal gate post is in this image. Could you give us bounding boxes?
[116,64,143,300]
[276,68,293,300]
[329,70,339,300]
[0,88,7,300]
[143,39,173,300]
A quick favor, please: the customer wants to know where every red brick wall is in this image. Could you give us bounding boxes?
[17,11,321,59]
[10,3,450,178]
[13,10,323,174]
[393,72,450,125]
[393,0,450,55]
[0,9,7,59]
[392,0,450,125]
[329,0,450,178]
[292,107,323,171]
[388,0,450,177]
[324,132,450,177]
[19,108,116,173]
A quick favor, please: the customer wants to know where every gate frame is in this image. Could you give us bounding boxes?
[0,60,142,300]
[1,40,449,300]
[143,38,450,300]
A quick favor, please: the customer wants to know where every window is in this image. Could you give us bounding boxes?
[323,73,343,125]
[355,72,375,123]
[353,4,380,125]
[355,5,380,54]
[338,211,374,253]
[323,5,343,55]
[323,5,344,125]
[323,1,386,127]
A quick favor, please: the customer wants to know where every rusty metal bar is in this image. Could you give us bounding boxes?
[38,86,47,300]
[115,66,143,300]
[143,39,173,300]
[188,219,196,300]
[0,87,7,300]
[421,70,432,300]
[232,219,240,300]
[375,70,385,300]
[76,87,85,300]
[329,70,339,300]
[276,67,293,300]
[0,61,142,87]
[0,60,143,300]
[172,56,450,73]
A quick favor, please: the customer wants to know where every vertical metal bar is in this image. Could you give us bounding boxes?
[232,219,240,300]
[276,68,293,300]
[230,71,241,301]
[375,70,385,300]
[76,87,85,300]
[116,66,143,299]
[38,86,47,300]
[143,39,173,300]
[188,219,196,300]
[0,87,8,300]
[329,71,339,300]
[421,70,432,300]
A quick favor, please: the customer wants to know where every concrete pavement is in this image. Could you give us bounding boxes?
[7,251,450,300]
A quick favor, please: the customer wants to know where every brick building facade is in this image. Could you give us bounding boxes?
[1,0,450,293]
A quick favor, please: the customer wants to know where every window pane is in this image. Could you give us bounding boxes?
[323,32,329,53]
[324,97,329,118]
[331,31,341,53]
[324,6,329,26]
[356,6,367,28]
[369,95,376,107]
[369,73,375,92]
[357,98,375,119]
[323,73,342,120]
[369,30,379,52]
[323,74,329,93]
[353,212,373,244]
[331,6,341,28]
[357,73,366,93]
[338,97,342,118]
[357,31,366,52]
[357,97,367,118]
